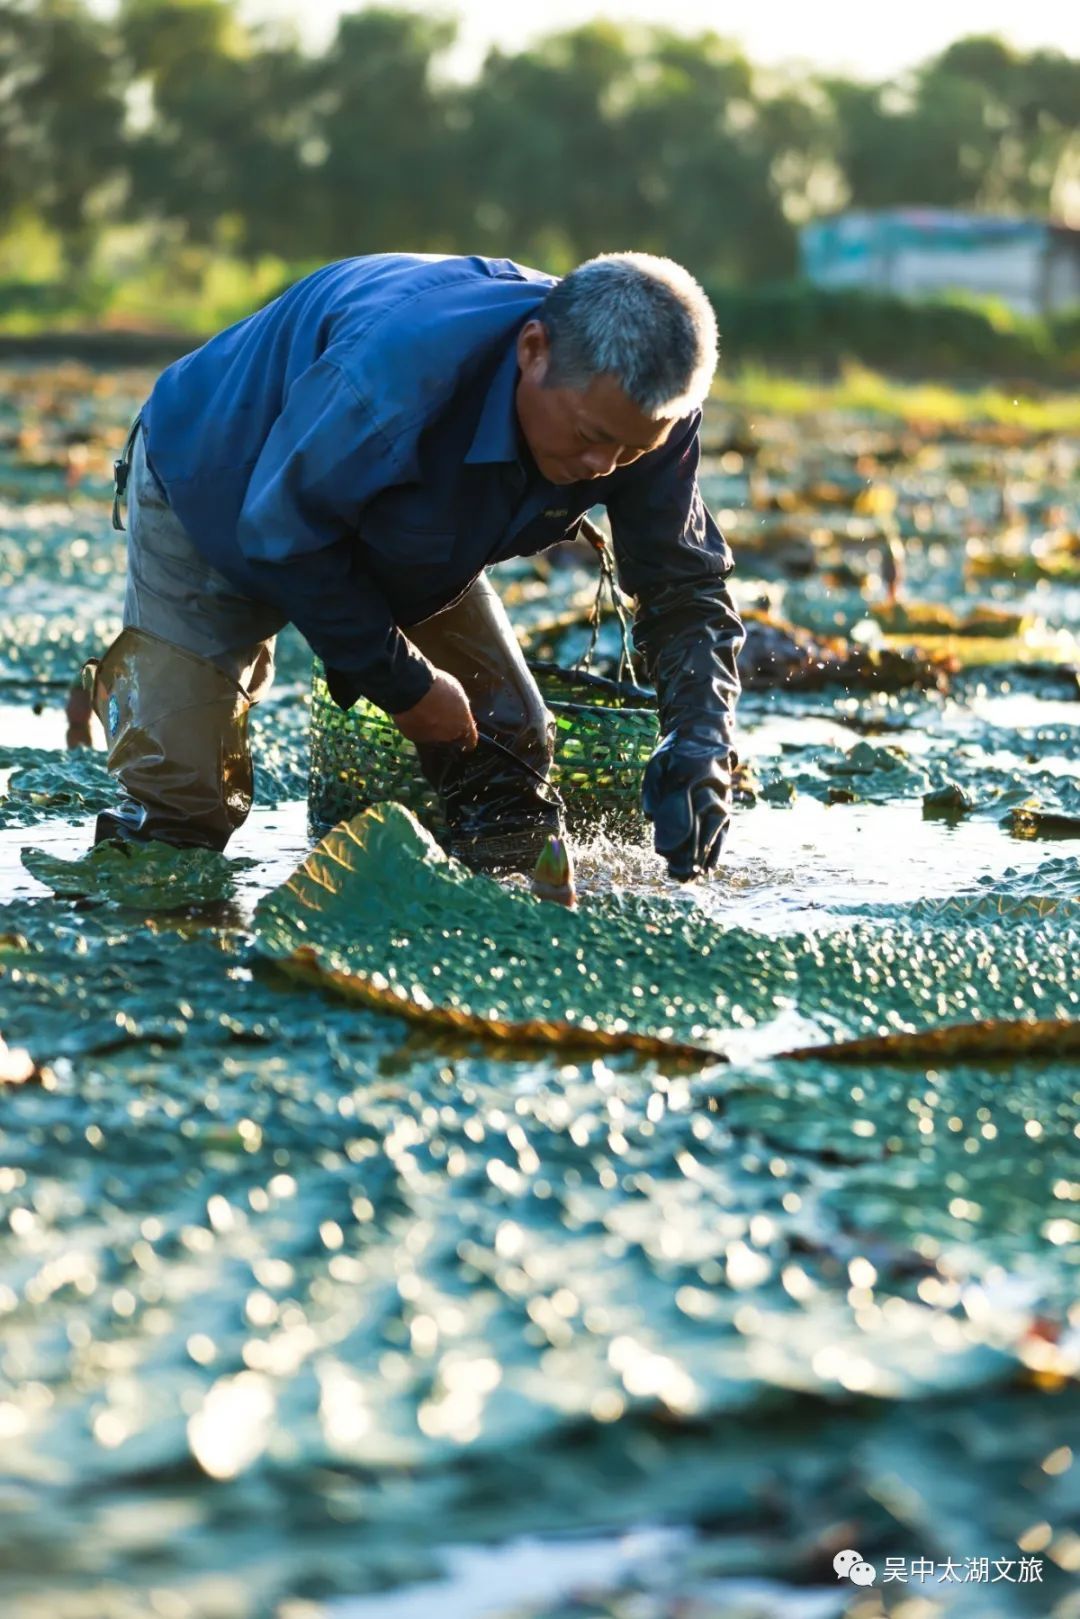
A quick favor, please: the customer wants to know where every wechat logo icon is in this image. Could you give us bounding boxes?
[834,1549,877,1586]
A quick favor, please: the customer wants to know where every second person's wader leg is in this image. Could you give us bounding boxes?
[407,576,560,871]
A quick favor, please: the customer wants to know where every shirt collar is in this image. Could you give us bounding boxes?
[464,339,521,465]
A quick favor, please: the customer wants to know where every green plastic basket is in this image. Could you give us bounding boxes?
[308,660,659,837]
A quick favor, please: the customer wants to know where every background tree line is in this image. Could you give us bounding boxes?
[1,0,1078,294]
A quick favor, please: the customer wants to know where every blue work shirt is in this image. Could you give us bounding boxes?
[144,253,736,715]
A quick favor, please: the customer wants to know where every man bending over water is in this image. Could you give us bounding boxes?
[93,251,743,880]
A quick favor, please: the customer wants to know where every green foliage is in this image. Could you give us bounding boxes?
[0,0,126,260]
[455,25,796,276]
[3,358,1080,1611]
[308,9,461,258]
[821,34,1080,214]
[118,0,315,257]
[0,274,113,327]
[713,363,1080,432]
[1,6,1077,294]
[706,283,1080,383]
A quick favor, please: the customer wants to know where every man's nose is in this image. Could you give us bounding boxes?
[580,446,621,477]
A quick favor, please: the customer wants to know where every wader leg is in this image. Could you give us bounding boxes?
[91,628,257,851]
[407,574,559,870]
[91,416,284,851]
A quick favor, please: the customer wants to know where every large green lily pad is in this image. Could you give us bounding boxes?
[255,805,1080,1060]
[256,803,717,1057]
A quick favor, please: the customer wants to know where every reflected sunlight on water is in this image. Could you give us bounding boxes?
[2,365,1079,1619]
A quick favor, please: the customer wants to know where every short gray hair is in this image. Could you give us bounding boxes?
[539,252,718,419]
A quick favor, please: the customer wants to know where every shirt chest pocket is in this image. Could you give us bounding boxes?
[360,489,458,565]
[510,509,586,558]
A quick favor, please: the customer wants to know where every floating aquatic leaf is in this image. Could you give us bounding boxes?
[22,838,256,909]
[921,780,975,818]
[255,805,1080,1064]
[4,364,1080,1617]
[1008,803,1080,838]
[872,599,1033,638]
[0,749,116,824]
[257,805,716,1058]
[784,1015,1080,1063]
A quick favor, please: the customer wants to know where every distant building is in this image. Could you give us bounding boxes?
[800,209,1080,317]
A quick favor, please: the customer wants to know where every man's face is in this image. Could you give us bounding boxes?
[514,320,675,486]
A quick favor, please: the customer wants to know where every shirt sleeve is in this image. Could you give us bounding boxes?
[605,411,744,752]
[234,353,434,713]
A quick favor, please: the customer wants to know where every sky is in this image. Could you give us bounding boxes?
[245,0,1080,76]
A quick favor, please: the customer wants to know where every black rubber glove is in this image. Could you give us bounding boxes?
[630,567,743,881]
[604,409,746,880]
[642,729,733,881]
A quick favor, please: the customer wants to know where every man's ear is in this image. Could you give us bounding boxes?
[516,319,551,384]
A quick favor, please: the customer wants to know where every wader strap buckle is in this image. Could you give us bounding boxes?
[112,414,143,532]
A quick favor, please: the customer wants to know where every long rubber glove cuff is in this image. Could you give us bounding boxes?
[642,729,734,881]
